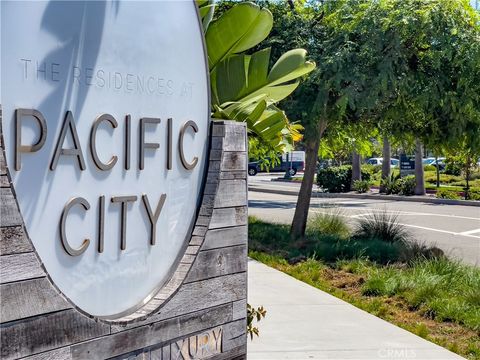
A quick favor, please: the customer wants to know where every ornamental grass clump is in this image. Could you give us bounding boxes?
[307,210,350,239]
[353,210,411,244]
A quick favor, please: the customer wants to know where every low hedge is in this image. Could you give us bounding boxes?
[317,165,371,193]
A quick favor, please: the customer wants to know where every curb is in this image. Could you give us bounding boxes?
[248,186,480,207]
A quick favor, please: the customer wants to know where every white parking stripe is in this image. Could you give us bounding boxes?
[310,209,480,239]
[460,228,480,236]
[309,202,480,221]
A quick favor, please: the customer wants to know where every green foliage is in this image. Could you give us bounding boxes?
[445,159,463,176]
[380,174,415,196]
[205,2,272,71]
[307,210,350,239]
[424,165,437,172]
[316,165,371,193]
[249,216,440,265]
[380,172,401,195]
[247,303,267,340]
[465,189,480,201]
[398,175,416,196]
[436,189,461,200]
[199,1,315,154]
[362,258,480,331]
[352,180,371,193]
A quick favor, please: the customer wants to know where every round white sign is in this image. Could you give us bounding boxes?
[1,1,209,318]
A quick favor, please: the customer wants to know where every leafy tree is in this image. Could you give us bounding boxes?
[379,0,480,194]
[257,0,406,239]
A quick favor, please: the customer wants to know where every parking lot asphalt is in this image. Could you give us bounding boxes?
[248,173,480,266]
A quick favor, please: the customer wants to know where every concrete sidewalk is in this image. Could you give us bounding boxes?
[247,259,465,360]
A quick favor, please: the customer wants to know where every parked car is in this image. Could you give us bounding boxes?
[366,157,399,167]
[422,157,446,170]
[248,151,305,176]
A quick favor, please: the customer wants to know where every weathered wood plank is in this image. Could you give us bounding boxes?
[223,128,246,152]
[208,160,221,172]
[0,278,71,323]
[0,225,33,255]
[222,319,246,352]
[0,309,110,359]
[202,182,217,195]
[207,344,246,360]
[71,305,232,360]
[209,207,247,230]
[211,124,226,137]
[211,130,246,152]
[0,175,9,188]
[220,152,246,172]
[185,245,247,283]
[21,347,72,360]
[189,236,203,246]
[0,149,7,175]
[192,226,207,237]
[214,180,246,208]
[219,171,246,180]
[111,273,246,333]
[209,149,223,161]
[0,187,22,227]
[202,226,247,251]
[0,253,45,284]
[232,299,247,321]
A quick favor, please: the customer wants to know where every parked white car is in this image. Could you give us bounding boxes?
[366,157,399,167]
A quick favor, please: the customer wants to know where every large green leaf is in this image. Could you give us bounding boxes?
[196,0,215,31]
[206,2,273,70]
[215,97,291,151]
[213,47,315,106]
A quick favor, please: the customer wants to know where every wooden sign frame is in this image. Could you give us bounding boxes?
[0,114,248,360]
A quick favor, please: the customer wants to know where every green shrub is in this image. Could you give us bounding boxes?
[362,164,382,175]
[317,166,371,193]
[444,160,462,176]
[470,171,480,180]
[307,210,350,239]
[465,189,480,200]
[424,165,437,172]
[380,172,401,194]
[352,180,371,193]
[398,175,416,196]
[436,189,461,200]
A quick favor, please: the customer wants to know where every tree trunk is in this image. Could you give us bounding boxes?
[379,135,391,193]
[351,151,361,187]
[414,138,425,195]
[290,122,326,240]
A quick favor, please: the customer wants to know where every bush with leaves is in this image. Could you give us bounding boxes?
[464,188,480,201]
[247,304,267,340]
[444,159,462,176]
[317,165,371,193]
[436,189,461,200]
[398,175,416,196]
[380,172,401,195]
[353,180,371,193]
